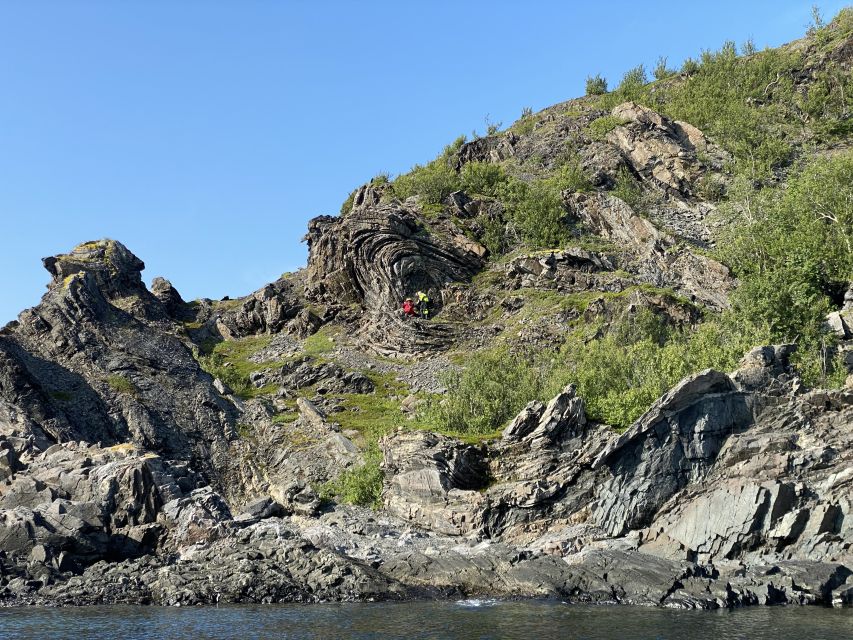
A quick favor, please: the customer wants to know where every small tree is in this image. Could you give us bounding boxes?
[619,64,648,89]
[653,56,674,80]
[807,4,825,35]
[681,57,700,75]
[585,74,608,95]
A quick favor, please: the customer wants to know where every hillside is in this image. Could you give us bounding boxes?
[0,10,851,607]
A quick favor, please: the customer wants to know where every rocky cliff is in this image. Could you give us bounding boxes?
[1,15,852,608]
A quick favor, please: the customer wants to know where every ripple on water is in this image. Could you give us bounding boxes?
[0,601,851,640]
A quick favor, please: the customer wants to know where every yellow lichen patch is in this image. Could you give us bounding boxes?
[75,240,104,252]
[62,271,84,290]
[104,442,137,455]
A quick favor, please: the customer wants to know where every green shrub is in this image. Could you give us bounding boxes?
[596,65,651,109]
[653,56,675,81]
[798,68,853,139]
[460,162,508,197]
[424,347,547,435]
[586,115,628,141]
[497,177,569,249]
[477,211,510,257]
[340,189,357,214]
[513,115,537,136]
[321,446,384,507]
[585,74,608,95]
[392,137,465,204]
[106,375,137,397]
[717,152,853,344]
[392,160,460,205]
[611,167,645,211]
[487,156,590,251]
[617,65,648,96]
[680,57,700,75]
[549,312,770,428]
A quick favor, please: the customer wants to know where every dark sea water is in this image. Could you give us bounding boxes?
[1,600,851,640]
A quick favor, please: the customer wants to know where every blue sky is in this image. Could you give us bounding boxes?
[0,0,847,323]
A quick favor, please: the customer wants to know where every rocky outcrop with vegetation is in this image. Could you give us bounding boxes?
[1,9,852,608]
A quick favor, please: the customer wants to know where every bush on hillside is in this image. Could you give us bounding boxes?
[424,347,547,435]
[392,136,465,204]
[585,74,608,95]
[718,152,853,347]
[653,56,675,80]
[460,161,508,197]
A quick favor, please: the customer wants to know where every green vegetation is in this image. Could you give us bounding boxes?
[597,65,648,109]
[320,370,410,507]
[494,156,592,250]
[513,115,537,136]
[611,167,646,212]
[320,446,384,508]
[427,310,769,433]
[105,374,137,397]
[551,314,768,427]
[585,74,608,95]
[653,56,675,81]
[585,115,628,141]
[391,136,466,204]
[422,347,547,436]
[197,335,277,399]
[460,161,507,197]
[717,151,852,385]
[302,325,339,358]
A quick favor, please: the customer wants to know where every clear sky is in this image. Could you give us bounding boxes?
[0,0,848,324]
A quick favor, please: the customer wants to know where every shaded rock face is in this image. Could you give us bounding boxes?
[590,370,753,537]
[0,240,237,487]
[149,278,188,320]
[0,441,192,573]
[380,431,490,536]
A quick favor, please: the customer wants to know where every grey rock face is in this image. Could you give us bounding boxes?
[375,351,852,605]
[149,277,187,319]
[565,192,733,309]
[380,430,490,536]
[607,101,729,198]
[215,280,304,339]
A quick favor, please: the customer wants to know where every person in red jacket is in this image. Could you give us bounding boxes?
[402,298,417,317]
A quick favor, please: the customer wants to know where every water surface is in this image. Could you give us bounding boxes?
[1,600,851,639]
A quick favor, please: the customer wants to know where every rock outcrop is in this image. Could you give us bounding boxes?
[565,191,733,308]
[304,200,485,356]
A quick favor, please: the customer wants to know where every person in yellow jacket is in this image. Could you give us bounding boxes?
[416,290,430,319]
